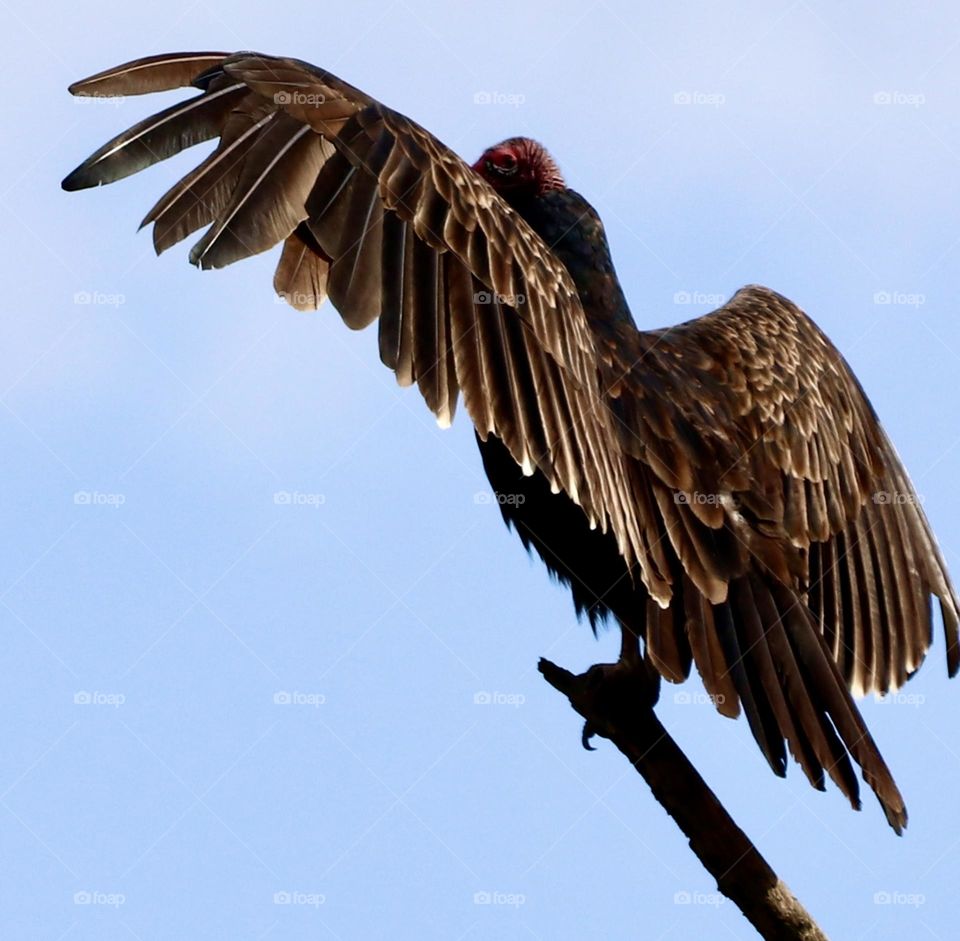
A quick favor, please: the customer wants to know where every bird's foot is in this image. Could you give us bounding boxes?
[578,659,660,750]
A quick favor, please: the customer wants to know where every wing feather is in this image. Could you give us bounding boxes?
[68,52,230,97]
[62,82,247,191]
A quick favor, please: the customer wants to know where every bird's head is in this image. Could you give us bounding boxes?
[471,137,565,197]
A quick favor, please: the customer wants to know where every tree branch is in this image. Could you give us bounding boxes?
[538,657,829,941]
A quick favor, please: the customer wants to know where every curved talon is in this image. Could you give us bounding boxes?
[581,720,598,751]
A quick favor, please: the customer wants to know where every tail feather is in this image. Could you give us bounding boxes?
[697,573,906,833]
[772,579,906,831]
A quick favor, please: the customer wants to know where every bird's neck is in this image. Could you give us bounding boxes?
[506,188,636,331]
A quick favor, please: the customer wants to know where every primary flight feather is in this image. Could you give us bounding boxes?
[63,51,960,833]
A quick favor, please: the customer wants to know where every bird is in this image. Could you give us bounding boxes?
[62,50,959,834]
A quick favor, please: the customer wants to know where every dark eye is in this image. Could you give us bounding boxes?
[486,152,518,177]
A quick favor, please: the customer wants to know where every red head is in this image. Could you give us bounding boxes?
[471,137,565,197]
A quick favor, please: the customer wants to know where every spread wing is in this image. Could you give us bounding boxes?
[64,53,959,832]
[603,286,959,829]
[617,286,959,690]
[63,51,650,587]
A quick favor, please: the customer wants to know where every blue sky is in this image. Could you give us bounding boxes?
[4,1,960,938]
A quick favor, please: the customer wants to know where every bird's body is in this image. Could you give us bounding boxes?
[63,51,960,834]
[495,189,636,330]
[472,183,641,633]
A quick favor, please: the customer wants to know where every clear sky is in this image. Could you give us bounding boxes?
[4,1,960,938]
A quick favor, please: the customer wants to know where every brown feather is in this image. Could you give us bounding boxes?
[62,82,247,191]
[273,230,329,311]
[68,52,229,97]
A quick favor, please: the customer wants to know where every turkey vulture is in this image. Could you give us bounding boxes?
[62,51,959,834]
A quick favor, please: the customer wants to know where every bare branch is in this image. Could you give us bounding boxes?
[539,657,829,941]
